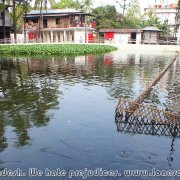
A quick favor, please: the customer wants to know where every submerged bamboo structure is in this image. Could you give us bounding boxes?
[116,54,180,129]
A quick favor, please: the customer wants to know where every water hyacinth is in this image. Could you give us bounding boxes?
[0,44,117,56]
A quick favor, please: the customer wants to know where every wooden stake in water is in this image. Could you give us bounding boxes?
[116,53,178,116]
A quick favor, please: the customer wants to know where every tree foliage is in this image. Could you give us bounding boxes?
[52,0,79,9]
[115,0,135,17]
[123,0,141,28]
[140,10,161,27]
[34,0,56,10]
[140,10,170,37]
[92,5,123,29]
[0,3,6,12]
[92,1,142,29]
[53,0,93,13]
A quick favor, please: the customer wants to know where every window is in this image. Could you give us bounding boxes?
[56,18,60,25]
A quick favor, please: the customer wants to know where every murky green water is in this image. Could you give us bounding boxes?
[0,50,180,179]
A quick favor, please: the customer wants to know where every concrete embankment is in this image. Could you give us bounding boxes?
[110,44,180,52]
[1,43,180,52]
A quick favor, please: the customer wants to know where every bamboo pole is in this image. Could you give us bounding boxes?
[122,54,178,114]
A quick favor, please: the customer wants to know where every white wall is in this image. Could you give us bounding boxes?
[136,33,142,44]
[10,34,25,43]
[177,25,180,44]
[114,33,131,44]
[104,32,142,44]
[74,30,85,43]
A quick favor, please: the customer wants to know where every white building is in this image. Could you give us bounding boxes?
[23,9,96,43]
[144,0,177,35]
[99,29,142,44]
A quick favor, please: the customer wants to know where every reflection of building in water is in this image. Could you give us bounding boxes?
[103,55,113,66]
[75,56,86,66]
[0,52,176,151]
[0,60,16,87]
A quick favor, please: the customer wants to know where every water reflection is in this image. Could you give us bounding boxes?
[0,59,60,147]
[0,52,175,150]
[0,51,177,176]
[143,55,180,113]
[115,113,179,168]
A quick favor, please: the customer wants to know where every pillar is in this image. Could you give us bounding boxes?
[86,31,89,43]
[55,32,58,42]
[50,31,53,42]
[64,30,67,43]
[42,31,45,43]
[46,32,49,43]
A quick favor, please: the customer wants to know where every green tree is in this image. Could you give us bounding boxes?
[115,0,134,17]
[92,5,122,29]
[9,2,31,32]
[53,0,93,12]
[34,0,55,10]
[159,19,171,37]
[82,0,93,13]
[53,0,81,9]
[140,10,161,28]
[140,9,170,37]
[0,3,6,11]
[123,0,141,28]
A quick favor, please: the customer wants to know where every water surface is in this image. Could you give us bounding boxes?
[0,50,179,179]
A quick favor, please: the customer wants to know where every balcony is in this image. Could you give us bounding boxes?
[24,20,96,32]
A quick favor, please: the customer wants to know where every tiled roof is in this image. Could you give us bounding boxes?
[29,9,82,15]
[99,29,142,33]
[142,26,162,32]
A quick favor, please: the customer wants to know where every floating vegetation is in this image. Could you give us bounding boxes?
[0,44,117,56]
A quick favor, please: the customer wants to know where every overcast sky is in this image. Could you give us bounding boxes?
[93,0,177,9]
[92,0,149,10]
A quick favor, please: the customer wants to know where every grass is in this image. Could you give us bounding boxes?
[0,44,117,56]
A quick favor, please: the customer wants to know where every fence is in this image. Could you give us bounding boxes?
[1,36,180,45]
[115,98,180,137]
[115,54,180,138]
[0,38,11,44]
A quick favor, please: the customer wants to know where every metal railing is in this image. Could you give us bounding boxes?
[1,37,180,45]
[0,38,11,44]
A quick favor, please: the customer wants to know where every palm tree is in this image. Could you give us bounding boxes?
[34,0,55,10]
[33,0,55,42]
[82,0,93,13]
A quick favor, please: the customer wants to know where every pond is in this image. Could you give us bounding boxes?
[0,50,180,179]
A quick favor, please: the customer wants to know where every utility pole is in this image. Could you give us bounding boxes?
[122,0,126,17]
[176,0,180,44]
[24,1,27,43]
[13,0,17,43]
[38,0,43,42]
[2,0,6,43]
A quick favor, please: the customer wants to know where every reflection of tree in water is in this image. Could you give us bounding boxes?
[0,58,60,148]
[143,56,180,112]
[164,58,180,114]
[107,54,168,99]
[0,53,174,149]
[0,117,7,152]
